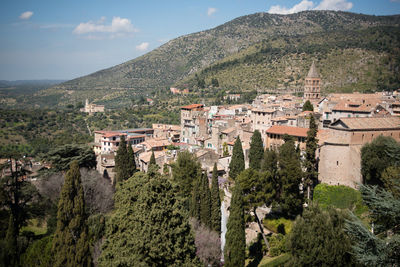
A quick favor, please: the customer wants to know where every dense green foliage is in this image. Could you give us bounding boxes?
[126,144,137,177]
[313,184,367,217]
[210,163,221,233]
[199,173,212,228]
[304,116,318,200]
[345,185,400,266]
[229,137,245,180]
[45,144,96,171]
[277,137,304,218]
[261,149,278,175]
[302,100,314,111]
[0,109,91,158]
[249,130,264,170]
[20,235,53,267]
[99,171,199,266]
[263,217,293,234]
[52,161,92,267]
[287,204,354,266]
[114,136,133,183]
[381,166,400,199]
[361,136,400,186]
[224,183,245,267]
[237,169,274,249]
[172,151,202,209]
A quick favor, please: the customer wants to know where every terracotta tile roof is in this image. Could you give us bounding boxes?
[221,127,236,134]
[181,104,204,110]
[252,107,275,113]
[332,102,373,113]
[139,151,165,163]
[142,138,171,149]
[330,116,400,130]
[266,125,309,138]
[103,132,126,138]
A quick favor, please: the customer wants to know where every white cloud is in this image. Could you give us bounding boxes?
[136,42,149,51]
[207,7,217,16]
[268,0,353,14]
[268,0,314,14]
[73,17,138,38]
[19,11,33,20]
[315,0,353,10]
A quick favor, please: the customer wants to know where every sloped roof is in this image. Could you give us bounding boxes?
[266,125,309,138]
[307,61,319,78]
[330,116,400,130]
[181,104,204,110]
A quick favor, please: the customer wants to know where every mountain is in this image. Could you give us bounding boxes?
[35,11,400,108]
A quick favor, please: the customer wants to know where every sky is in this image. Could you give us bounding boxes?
[0,0,399,81]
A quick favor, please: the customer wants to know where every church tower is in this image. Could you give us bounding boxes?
[304,61,321,101]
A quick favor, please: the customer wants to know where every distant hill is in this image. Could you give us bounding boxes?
[33,11,400,107]
[0,80,65,87]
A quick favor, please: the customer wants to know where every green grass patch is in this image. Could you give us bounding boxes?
[313,184,368,217]
[263,218,293,234]
[259,253,291,267]
[21,219,47,236]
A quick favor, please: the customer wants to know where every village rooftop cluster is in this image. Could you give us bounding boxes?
[89,63,400,188]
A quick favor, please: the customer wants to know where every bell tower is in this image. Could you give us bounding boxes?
[304,61,321,101]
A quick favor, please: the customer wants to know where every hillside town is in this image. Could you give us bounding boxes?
[93,63,400,189]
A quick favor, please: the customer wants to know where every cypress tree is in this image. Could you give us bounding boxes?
[127,144,137,176]
[99,171,199,266]
[261,148,278,175]
[211,163,221,233]
[304,115,318,200]
[52,161,91,267]
[190,174,201,221]
[149,150,156,167]
[229,137,245,180]
[302,100,314,111]
[5,214,18,267]
[199,173,211,227]
[249,130,264,170]
[224,183,245,267]
[278,137,304,218]
[115,135,130,182]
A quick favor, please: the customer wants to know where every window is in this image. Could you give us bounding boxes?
[337,161,339,166]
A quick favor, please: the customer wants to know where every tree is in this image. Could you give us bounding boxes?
[224,183,245,267]
[0,158,46,266]
[249,130,264,171]
[304,115,318,200]
[223,142,229,157]
[99,171,199,266]
[278,137,304,218]
[149,150,156,167]
[381,166,400,199]
[172,151,202,209]
[237,169,274,250]
[190,174,201,221]
[345,184,400,266]
[211,78,219,87]
[261,148,278,175]
[302,100,314,111]
[45,144,96,171]
[52,161,92,267]
[190,219,221,267]
[114,136,131,183]
[199,173,211,228]
[127,144,137,176]
[287,204,354,266]
[229,137,245,180]
[361,136,400,186]
[210,163,221,233]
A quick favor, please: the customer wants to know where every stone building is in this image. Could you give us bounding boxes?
[80,99,105,114]
[318,116,400,188]
[303,62,321,102]
[180,104,207,144]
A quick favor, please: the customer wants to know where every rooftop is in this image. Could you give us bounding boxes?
[306,61,319,79]
[266,125,309,138]
[181,104,204,110]
[330,116,400,130]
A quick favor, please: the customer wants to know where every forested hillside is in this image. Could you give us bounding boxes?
[30,10,400,108]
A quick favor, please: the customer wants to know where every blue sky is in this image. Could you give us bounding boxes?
[0,0,399,80]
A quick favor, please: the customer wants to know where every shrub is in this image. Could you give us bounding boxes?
[263,217,293,234]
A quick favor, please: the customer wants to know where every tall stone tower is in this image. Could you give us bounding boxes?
[304,61,321,101]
